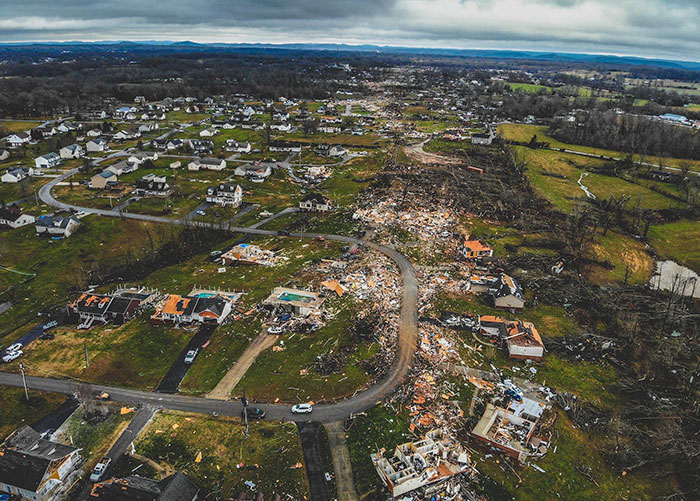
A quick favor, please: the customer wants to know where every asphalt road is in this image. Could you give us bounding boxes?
[298,422,331,501]
[9,167,420,424]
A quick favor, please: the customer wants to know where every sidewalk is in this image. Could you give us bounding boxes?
[324,421,359,501]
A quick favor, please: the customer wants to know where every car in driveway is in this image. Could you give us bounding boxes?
[291,403,313,414]
[242,407,266,420]
[184,349,199,364]
[90,457,111,482]
[2,350,23,363]
[5,343,22,353]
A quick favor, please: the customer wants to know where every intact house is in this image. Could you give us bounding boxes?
[86,138,109,153]
[35,214,81,238]
[457,236,494,260]
[59,144,84,159]
[113,128,141,141]
[188,157,226,171]
[134,173,171,197]
[316,144,346,157]
[0,206,35,229]
[86,128,102,138]
[263,287,325,317]
[0,426,81,501]
[34,152,62,170]
[299,193,333,212]
[90,170,118,189]
[33,126,55,139]
[128,151,158,165]
[370,428,476,498]
[221,243,276,266]
[67,292,145,328]
[206,183,242,207]
[90,472,200,500]
[2,132,30,148]
[270,121,291,132]
[224,140,251,153]
[234,163,272,181]
[472,397,548,463]
[106,160,139,176]
[187,139,214,154]
[471,132,495,146]
[269,140,302,153]
[1,166,33,183]
[151,293,234,325]
[199,127,219,137]
[489,273,525,310]
[55,121,77,133]
[166,139,185,151]
[478,316,545,361]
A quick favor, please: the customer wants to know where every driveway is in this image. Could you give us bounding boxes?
[155,324,217,394]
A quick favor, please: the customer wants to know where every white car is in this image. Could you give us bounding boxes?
[89,457,111,482]
[291,403,313,414]
[267,326,284,335]
[5,343,22,353]
[2,350,23,363]
[184,349,199,364]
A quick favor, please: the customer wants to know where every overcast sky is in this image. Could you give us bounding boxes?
[2,0,699,61]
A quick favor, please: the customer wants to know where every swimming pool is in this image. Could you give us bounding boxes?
[277,292,315,303]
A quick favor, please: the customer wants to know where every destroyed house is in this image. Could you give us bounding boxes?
[479,316,544,360]
[67,292,143,327]
[459,237,493,260]
[489,273,525,310]
[35,214,81,238]
[469,275,499,293]
[371,429,474,497]
[0,426,81,501]
[151,294,232,325]
[90,472,200,500]
[221,244,275,266]
[472,397,546,462]
[263,287,325,316]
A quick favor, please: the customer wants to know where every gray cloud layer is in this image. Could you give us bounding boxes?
[1,0,699,60]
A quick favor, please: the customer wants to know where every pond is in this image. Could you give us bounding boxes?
[649,260,700,298]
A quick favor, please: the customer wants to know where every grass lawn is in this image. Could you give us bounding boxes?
[647,219,700,273]
[474,410,671,500]
[135,411,309,499]
[59,405,133,469]
[0,387,66,440]
[499,123,700,173]
[586,229,654,285]
[516,147,681,213]
[0,120,42,134]
[7,315,192,390]
[347,404,412,497]
[0,217,173,340]
[507,83,553,93]
[237,299,379,403]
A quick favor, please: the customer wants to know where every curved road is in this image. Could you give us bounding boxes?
[0,168,418,423]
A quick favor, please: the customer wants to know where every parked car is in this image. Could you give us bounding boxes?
[2,350,23,363]
[39,332,55,340]
[242,407,266,420]
[196,210,206,216]
[267,326,284,335]
[291,403,313,414]
[184,349,199,364]
[90,457,112,482]
[278,230,290,236]
[5,343,22,353]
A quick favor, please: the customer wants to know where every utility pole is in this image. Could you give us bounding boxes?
[19,362,29,401]
[241,389,248,437]
[84,344,89,368]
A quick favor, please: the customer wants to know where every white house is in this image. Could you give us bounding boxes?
[59,144,84,159]
[105,160,138,176]
[34,152,62,169]
[188,157,226,171]
[0,206,35,228]
[299,193,333,212]
[86,128,102,137]
[269,141,302,153]
[35,214,81,237]
[113,128,141,141]
[270,122,291,132]
[234,163,272,180]
[206,183,243,207]
[128,152,158,165]
[1,167,33,183]
[86,138,109,153]
[199,127,219,137]
[224,140,251,153]
[3,132,31,147]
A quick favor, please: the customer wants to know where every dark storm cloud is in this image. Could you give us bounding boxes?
[1,0,700,60]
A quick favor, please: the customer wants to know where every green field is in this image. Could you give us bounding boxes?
[136,411,309,498]
[647,219,700,273]
[0,387,66,440]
